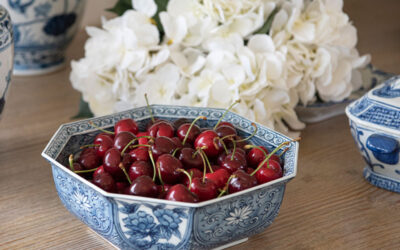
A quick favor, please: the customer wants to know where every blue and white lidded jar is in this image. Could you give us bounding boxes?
[0,4,13,117]
[1,0,85,75]
[346,76,400,192]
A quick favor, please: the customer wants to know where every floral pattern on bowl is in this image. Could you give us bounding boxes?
[346,76,400,193]
[42,105,298,249]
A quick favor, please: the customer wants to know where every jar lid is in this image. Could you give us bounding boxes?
[346,76,400,135]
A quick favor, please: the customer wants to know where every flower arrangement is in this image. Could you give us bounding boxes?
[70,0,370,134]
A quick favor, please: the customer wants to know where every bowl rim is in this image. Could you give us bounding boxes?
[42,104,298,208]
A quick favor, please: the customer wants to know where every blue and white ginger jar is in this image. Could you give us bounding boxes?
[346,76,400,192]
[1,0,85,75]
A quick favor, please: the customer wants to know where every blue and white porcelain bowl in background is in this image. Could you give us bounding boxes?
[41,105,299,250]
[1,0,85,75]
[346,76,400,193]
[0,4,13,117]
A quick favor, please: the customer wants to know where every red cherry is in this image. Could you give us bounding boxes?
[177,123,201,144]
[246,146,268,168]
[189,177,218,201]
[220,157,246,173]
[78,150,101,170]
[194,130,222,157]
[205,168,230,189]
[228,169,258,194]
[165,184,199,203]
[114,118,138,135]
[255,159,283,184]
[269,154,282,165]
[215,125,237,141]
[156,154,183,184]
[157,184,173,199]
[216,121,234,128]
[178,148,203,170]
[93,165,105,179]
[93,171,116,193]
[113,131,136,152]
[128,160,153,182]
[127,175,158,198]
[129,147,149,162]
[172,118,190,130]
[136,132,150,148]
[116,182,129,194]
[94,133,114,158]
[151,136,177,159]
[103,148,125,180]
[148,121,175,138]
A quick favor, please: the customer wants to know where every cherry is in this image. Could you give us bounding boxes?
[93,171,116,193]
[116,182,129,194]
[78,149,101,170]
[216,121,234,128]
[178,148,203,170]
[114,118,138,135]
[181,168,202,186]
[136,131,150,148]
[151,136,177,159]
[205,168,230,189]
[215,125,237,140]
[93,133,114,158]
[172,118,190,130]
[220,157,246,173]
[228,169,258,194]
[128,160,153,182]
[171,137,191,149]
[165,184,199,203]
[189,177,218,201]
[129,147,149,162]
[269,154,282,165]
[156,154,183,184]
[194,130,222,157]
[246,146,269,168]
[127,175,158,198]
[177,116,206,145]
[114,131,136,152]
[148,120,175,138]
[157,184,173,199]
[93,165,105,179]
[103,148,125,180]
[255,159,283,184]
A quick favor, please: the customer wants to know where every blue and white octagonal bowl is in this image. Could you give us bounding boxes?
[346,76,400,193]
[41,105,298,250]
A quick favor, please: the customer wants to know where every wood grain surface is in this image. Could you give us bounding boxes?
[1,1,400,249]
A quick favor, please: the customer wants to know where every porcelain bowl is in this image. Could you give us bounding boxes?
[41,105,298,249]
[0,4,13,117]
[346,76,400,193]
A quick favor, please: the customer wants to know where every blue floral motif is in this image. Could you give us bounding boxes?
[34,2,52,17]
[43,13,76,36]
[7,0,35,14]
[154,209,183,240]
[372,76,400,98]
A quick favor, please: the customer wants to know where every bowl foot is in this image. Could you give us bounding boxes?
[213,238,249,250]
[363,167,400,193]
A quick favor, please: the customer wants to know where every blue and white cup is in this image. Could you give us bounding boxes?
[1,0,85,75]
[0,5,13,117]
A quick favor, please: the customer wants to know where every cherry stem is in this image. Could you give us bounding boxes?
[218,174,237,198]
[177,169,192,188]
[121,135,154,156]
[235,123,257,142]
[250,138,300,176]
[74,168,99,174]
[279,147,289,157]
[80,144,100,149]
[129,144,152,150]
[199,148,213,173]
[157,166,164,192]
[148,150,157,182]
[119,163,132,185]
[89,121,114,135]
[68,154,75,171]
[182,116,207,145]
[121,138,138,156]
[144,93,155,123]
[213,99,240,130]
[215,137,228,154]
[171,147,180,157]
[192,146,207,158]
[198,150,207,182]
[230,138,237,161]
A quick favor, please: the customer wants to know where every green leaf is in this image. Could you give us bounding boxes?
[254,7,279,35]
[73,97,94,119]
[107,0,132,16]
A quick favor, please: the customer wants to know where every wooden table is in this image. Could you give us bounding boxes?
[1,0,399,249]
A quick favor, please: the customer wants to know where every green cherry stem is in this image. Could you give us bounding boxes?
[144,93,155,123]
[279,147,289,157]
[171,147,180,157]
[177,169,192,188]
[217,174,237,198]
[68,154,75,171]
[80,144,100,149]
[199,148,213,173]
[89,121,114,135]
[74,168,99,174]
[215,137,228,154]
[148,150,157,182]
[213,99,240,130]
[182,116,207,145]
[192,146,207,158]
[198,150,208,182]
[119,163,132,185]
[230,138,237,161]
[235,123,258,142]
[121,136,154,156]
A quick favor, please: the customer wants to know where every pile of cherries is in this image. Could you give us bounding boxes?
[68,111,293,203]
